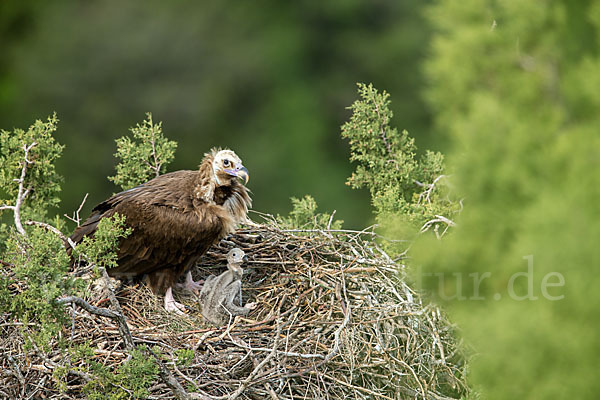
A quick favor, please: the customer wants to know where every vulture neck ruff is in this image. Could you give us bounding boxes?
[195,149,252,227]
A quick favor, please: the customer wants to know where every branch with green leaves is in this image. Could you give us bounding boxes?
[0,114,64,237]
[0,142,36,235]
[109,112,177,190]
[276,195,343,231]
[0,113,190,400]
[341,83,460,246]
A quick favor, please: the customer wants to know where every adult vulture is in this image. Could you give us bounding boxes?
[69,148,251,314]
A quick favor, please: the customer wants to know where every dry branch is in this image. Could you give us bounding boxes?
[0,142,37,236]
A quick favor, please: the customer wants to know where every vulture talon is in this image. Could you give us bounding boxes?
[179,271,204,294]
[164,287,186,315]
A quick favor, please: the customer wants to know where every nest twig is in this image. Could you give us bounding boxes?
[0,217,468,399]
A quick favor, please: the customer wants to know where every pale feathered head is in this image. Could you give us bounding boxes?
[226,248,247,277]
[210,149,249,186]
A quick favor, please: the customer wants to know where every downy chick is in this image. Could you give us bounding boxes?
[199,248,256,325]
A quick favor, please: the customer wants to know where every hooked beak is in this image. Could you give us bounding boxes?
[225,164,249,185]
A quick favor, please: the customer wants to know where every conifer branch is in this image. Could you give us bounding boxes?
[374,102,393,156]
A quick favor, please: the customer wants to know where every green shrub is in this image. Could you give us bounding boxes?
[415,1,600,398]
[0,114,167,398]
[72,213,132,271]
[0,114,64,216]
[109,112,177,190]
[277,195,343,230]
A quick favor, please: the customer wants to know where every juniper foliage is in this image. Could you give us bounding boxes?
[0,114,64,233]
[2,227,84,345]
[277,195,343,230]
[53,343,159,399]
[0,115,84,347]
[109,112,177,190]
[341,83,459,245]
[71,213,132,271]
[0,114,169,396]
[415,1,600,398]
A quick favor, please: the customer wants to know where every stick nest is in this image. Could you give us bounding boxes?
[1,219,468,399]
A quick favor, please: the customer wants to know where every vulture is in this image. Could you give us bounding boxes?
[69,148,251,314]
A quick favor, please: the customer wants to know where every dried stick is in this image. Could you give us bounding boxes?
[57,296,123,320]
[415,174,448,205]
[0,260,15,268]
[0,142,37,236]
[64,193,89,227]
[100,268,135,350]
[226,315,283,400]
[150,127,162,178]
[25,220,77,249]
[420,215,456,239]
[26,332,94,383]
[60,272,196,400]
[147,347,197,400]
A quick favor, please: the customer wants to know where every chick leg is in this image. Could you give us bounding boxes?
[223,281,254,316]
[164,286,186,315]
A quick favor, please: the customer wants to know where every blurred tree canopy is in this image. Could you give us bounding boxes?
[415,0,600,398]
[0,0,436,229]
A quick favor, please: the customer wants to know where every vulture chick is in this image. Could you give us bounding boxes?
[69,148,251,314]
[199,248,256,325]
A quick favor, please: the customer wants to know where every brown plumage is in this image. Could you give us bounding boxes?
[69,148,251,313]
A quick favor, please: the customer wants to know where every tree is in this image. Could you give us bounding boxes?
[415,0,600,398]
[341,83,459,252]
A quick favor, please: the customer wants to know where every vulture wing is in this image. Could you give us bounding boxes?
[70,170,234,292]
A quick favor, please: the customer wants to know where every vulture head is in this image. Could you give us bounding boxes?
[197,148,251,209]
[212,149,249,186]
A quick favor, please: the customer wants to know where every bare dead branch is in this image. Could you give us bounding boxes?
[416,174,448,205]
[9,142,37,236]
[25,220,77,249]
[64,193,89,226]
[57,296,122,319]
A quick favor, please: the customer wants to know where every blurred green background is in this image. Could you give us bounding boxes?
[0,0,437,229]
[2,1,599,399]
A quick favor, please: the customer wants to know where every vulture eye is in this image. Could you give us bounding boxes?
[223,159,230,167]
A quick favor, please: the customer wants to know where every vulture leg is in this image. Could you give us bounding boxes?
[164,286,186,315]
[178,271,204,294]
